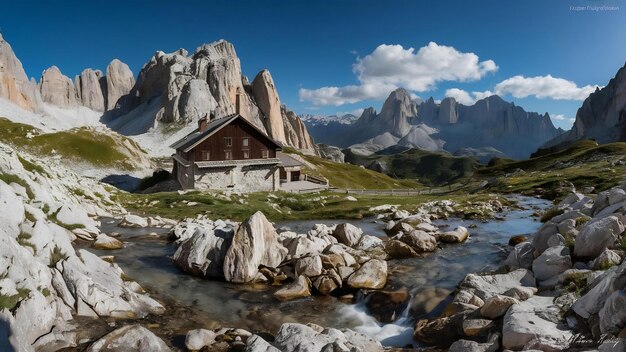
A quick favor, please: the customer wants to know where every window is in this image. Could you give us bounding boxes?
[243,150,250,159]
[201,150,210,160]
[242,138,249,147]
[224,137,232,147]
[262,149,269,159]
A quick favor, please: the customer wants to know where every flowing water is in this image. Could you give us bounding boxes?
[91,196,551,347]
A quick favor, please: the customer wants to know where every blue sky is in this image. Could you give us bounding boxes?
[2,0,625,129]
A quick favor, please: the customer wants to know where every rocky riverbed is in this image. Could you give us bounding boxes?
[74,195,548,351]
[2,138,625,351]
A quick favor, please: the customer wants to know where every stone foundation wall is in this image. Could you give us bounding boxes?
[194,164,279,192]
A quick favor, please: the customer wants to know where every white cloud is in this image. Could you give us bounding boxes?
[494,75,601,101]
[444,88,495,105]
[445,88,474,105]
[299,42,498,106]
[552,114,567,120]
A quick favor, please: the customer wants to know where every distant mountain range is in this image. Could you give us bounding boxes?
[304,88,563,159]
[300,113,358,126]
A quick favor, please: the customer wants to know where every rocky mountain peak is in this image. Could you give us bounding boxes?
[544,62,626,147]
[75,67,106,111]
[379,87,418,136]
[438,97,458,124]
[0,34,42,112]
[106,59,135,110]
[252,69,287,144]
[39,65,77,107]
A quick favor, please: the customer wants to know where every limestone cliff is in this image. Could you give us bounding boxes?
[39,66,77,108]
[111,40,315,153]
[252,70,287,144]
[106,59,135,110]
[544,62,626,147]
[0,34,42,112]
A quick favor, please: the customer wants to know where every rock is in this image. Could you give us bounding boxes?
[572,262,626,319]
[480,295,519,319]
[119,214,148,228]
[274,275,311,301]
[502,295,573,350]
[451,289,484,309]
[245,335,281,352]
[591,249,622,270]
[462,318,494,337]
[332,223,363,247]
[574,216,624,258]
[392,209,411,220]
[532,246,572,281]
[502,286,537,301]
[38,66,77,107]
[449,337,499,352]
[459,269,536,301]
[86,325,171,352]
[0,34,42,111]
[251,70,287,144]
[295,255,323,277]
[439,226,469,243]
[413,313,466,346]
[272,323,383,352]
[365,288,410,323]
[319,253,345,270]
[281,106,317,153]
[317,144,345,163]
[384,239,418,258]
[175,79,216,123]
[598,338,626,352]
[280,233,328,260]
[75,68,105,111]
[62,249,164,317]
[400,230,437,252]
[509,235,528,246]
[504,242,534,270]
[599,290,626,335]
[0,180,25,234]
[106,59,135,110]
[185,329,216,351]
[173,227,233,279]
[347,259,387,289]
[532,223,559,254]
[312,269,341,295]
[92,233,124,250]
[387,221,414,236]
[223,211,287,283]
[608,188,626,205]
[410,287,452,317]
[355,235,383,251]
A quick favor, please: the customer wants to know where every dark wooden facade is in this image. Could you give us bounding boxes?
[187,118,278,162]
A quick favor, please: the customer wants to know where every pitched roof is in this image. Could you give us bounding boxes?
[169,114,282,152]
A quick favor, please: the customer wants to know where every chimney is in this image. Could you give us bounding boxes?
[235,87,242,115]
[198,115,208,132]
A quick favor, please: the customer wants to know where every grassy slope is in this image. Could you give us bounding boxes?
[283,148,420,189]
[0,117,146,170]
[345,148,479,186]
[114,189,509,222]
[476,140,626,196]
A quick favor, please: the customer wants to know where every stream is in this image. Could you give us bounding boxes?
[90,196,551,347]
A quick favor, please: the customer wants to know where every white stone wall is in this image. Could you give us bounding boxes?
[194,164,279,192]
